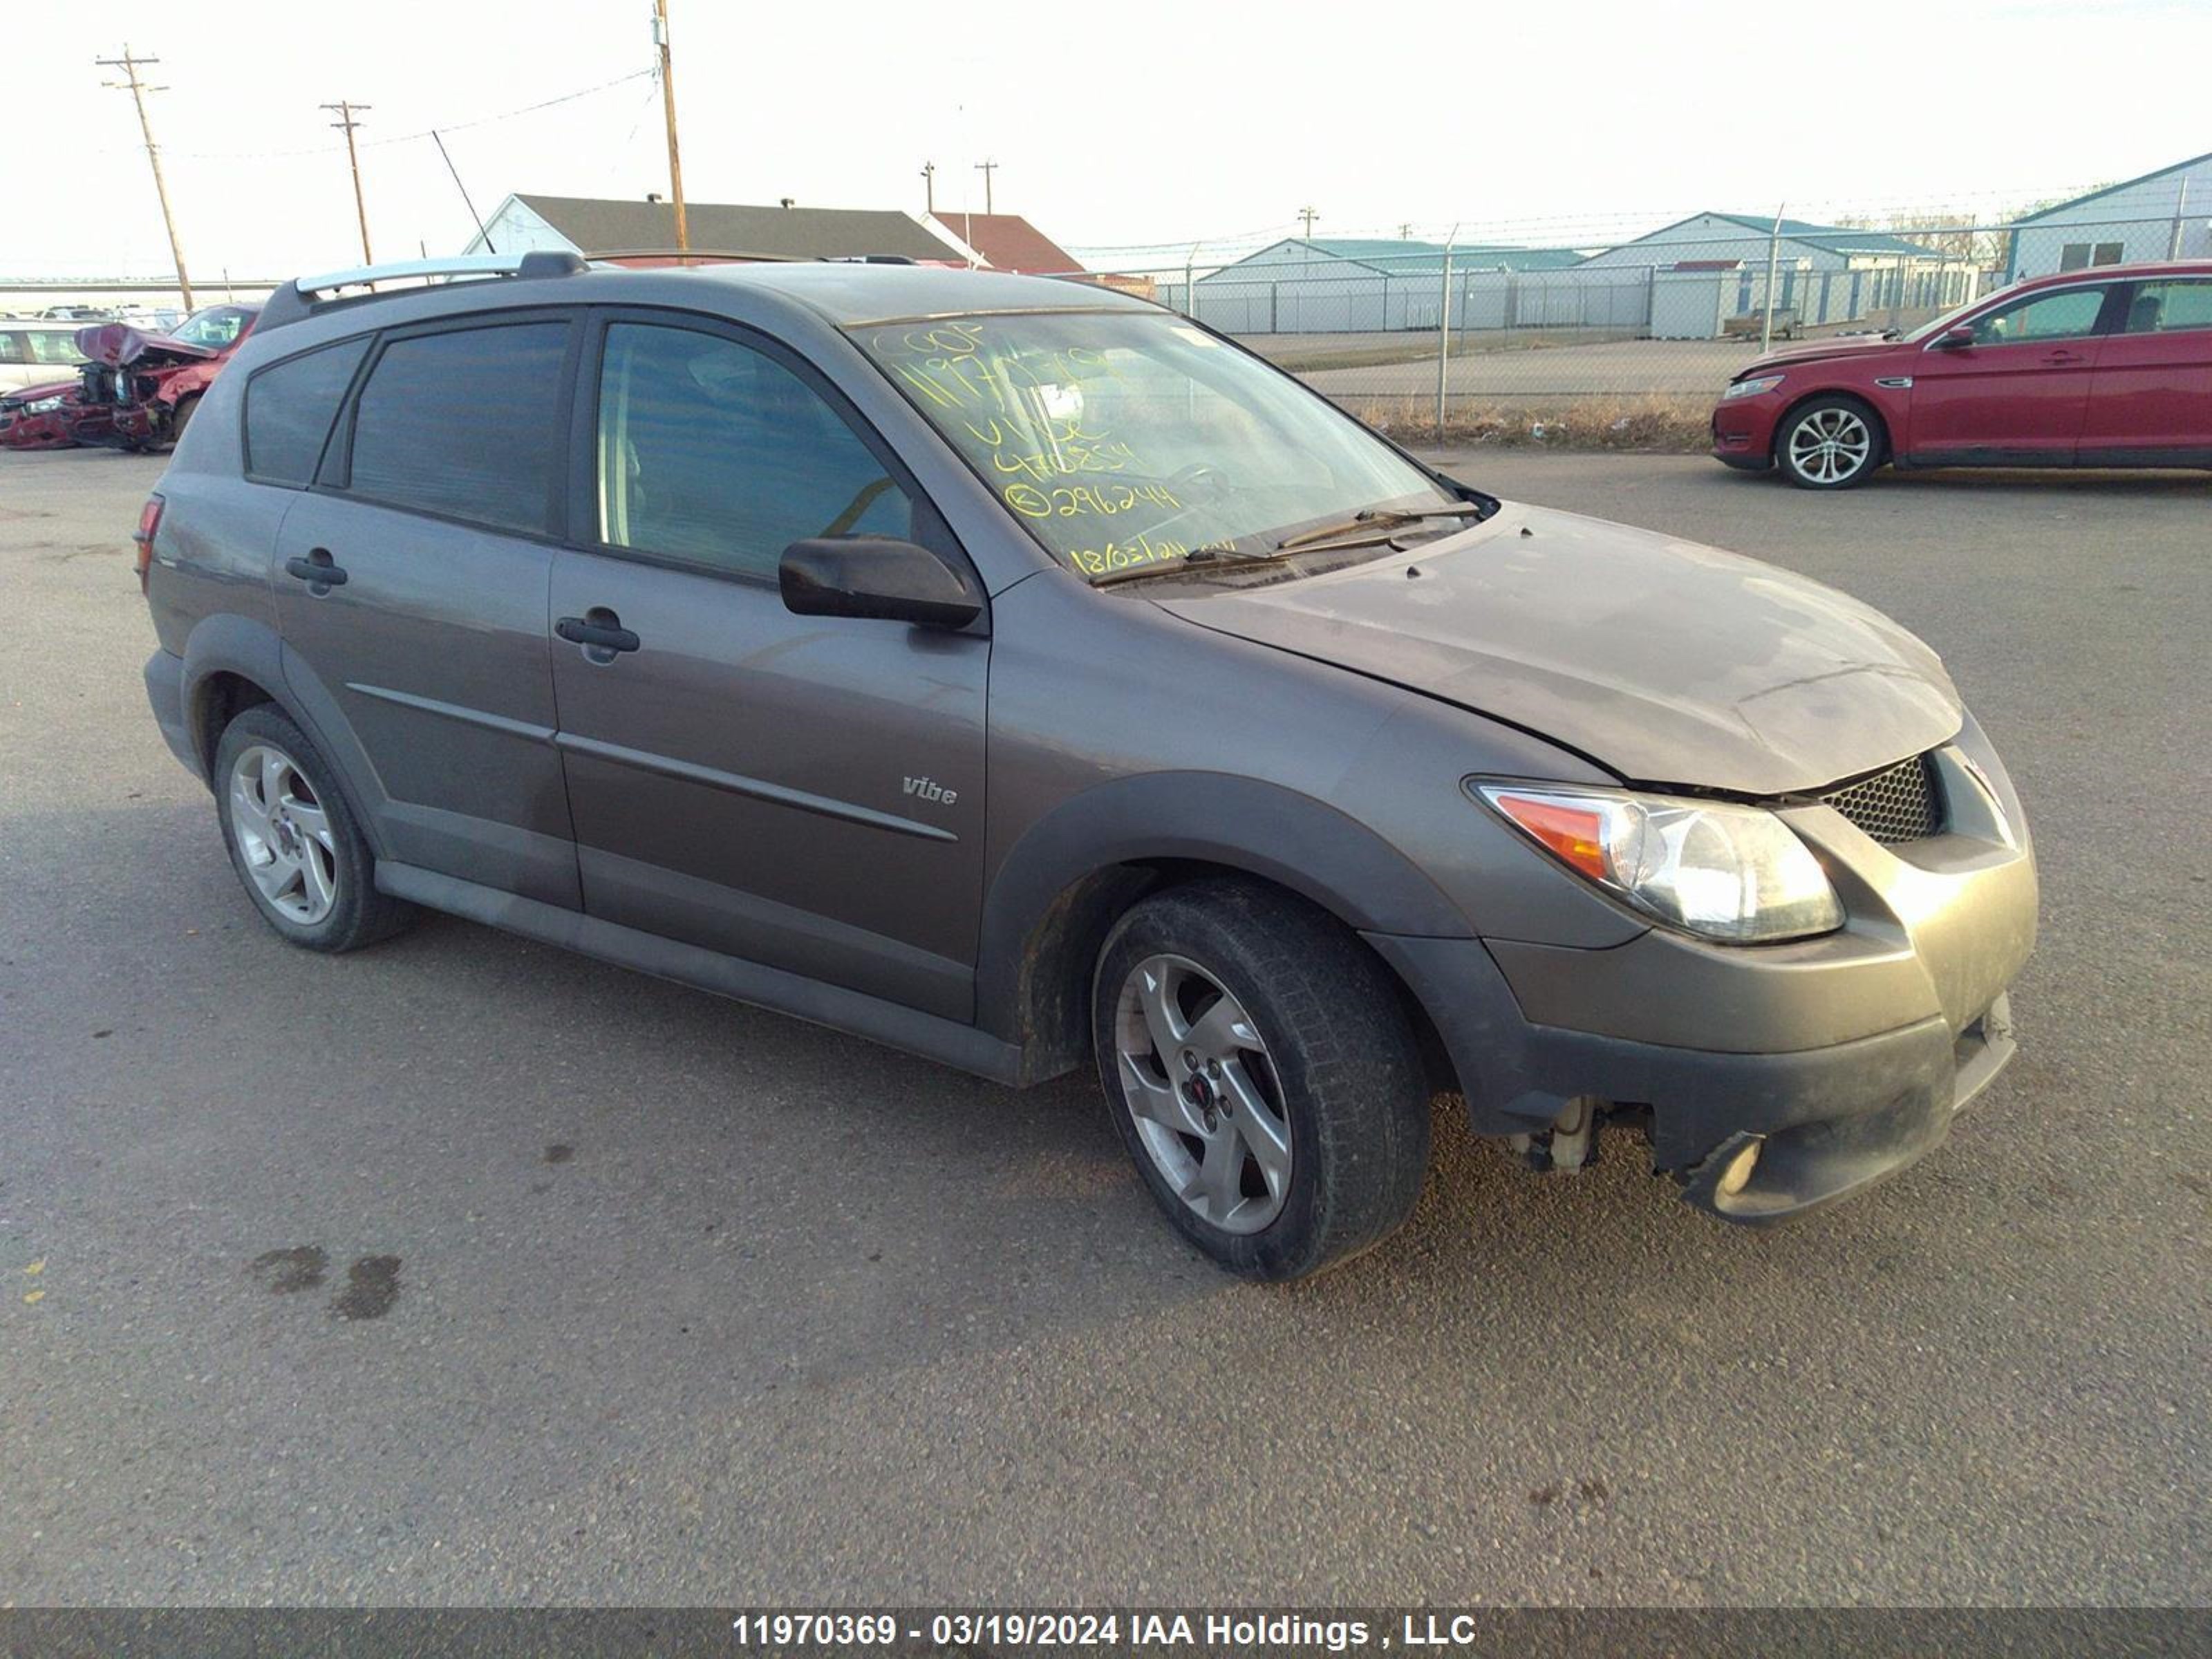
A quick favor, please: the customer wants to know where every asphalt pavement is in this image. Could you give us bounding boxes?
[2,445,2206,1606]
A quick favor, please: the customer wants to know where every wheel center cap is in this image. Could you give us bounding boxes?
[272,816,299,856]
[1181,1075,1216,1112]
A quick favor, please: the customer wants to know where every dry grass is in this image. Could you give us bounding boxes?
[1344,393,1712,451]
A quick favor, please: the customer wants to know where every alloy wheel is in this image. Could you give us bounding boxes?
[1787,406,1873,484]
[228,744,339,924]
[1112,953,1292,1234]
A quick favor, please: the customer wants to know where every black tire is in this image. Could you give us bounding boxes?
[212,704,414,953]
[1092,879,1430,1280]
[1774,395,1885,489]
[165,394,198,453]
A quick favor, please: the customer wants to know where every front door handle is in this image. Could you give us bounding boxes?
[555,610,641,657]
[283,548,348,588]
[2042,349,2089,365]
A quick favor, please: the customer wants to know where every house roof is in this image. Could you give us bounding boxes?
[926,212,1082,273]
[2010,150,2212,223]
[1612,212,1936,259]
[507,194,953,262]
[1206,237,1585,278]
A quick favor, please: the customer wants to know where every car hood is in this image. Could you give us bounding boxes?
[1155,503,1961,796]
[1736,334,1903,380]
[1,379,77,405]
[72,322,221,370]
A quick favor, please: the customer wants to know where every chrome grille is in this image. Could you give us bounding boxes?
[1821,754,1943,844]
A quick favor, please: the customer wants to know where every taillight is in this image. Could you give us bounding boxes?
[133,493,165,594]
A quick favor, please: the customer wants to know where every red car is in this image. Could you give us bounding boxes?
[1712,260,2212,488]
[72,303,258,452]
[0,378,113,449]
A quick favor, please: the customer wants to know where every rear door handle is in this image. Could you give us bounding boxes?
[283,548,348,588]
[555,611,641,656]
[2042,349,2089,365]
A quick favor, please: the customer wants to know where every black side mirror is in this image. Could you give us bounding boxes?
[779,536,984,630]
[1933,326,1976,350]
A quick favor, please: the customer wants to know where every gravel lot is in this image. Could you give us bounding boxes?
[2,445,2206,1607]
[1302,336,1761,400]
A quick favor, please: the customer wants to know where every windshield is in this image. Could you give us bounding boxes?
[853,309,1459,580]
[171,306,254,348]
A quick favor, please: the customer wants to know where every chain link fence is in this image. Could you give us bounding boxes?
[1066,207,2204,446]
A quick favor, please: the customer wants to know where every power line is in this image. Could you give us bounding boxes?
[131,68,655,162]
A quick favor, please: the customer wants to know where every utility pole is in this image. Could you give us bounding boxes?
[97,45,194,309]
[1398,223,1413,238]
[2170,178,2192,261]
[1298,205,1320,238]
[321,100,374,265]
[651,0,688,252]
[920,160,936,215]
[974,159,997,214]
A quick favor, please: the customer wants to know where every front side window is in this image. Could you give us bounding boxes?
[1962,286,2108,346]
[2121,279,2212,335]
[855,309,1455,580]
[594,322,911,580]
[347,322,569,532]
[245,337,371,487]
[0,335,21,365]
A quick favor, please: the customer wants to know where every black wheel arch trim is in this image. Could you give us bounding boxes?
[975,772,1471,1079]
[176,611,395,860]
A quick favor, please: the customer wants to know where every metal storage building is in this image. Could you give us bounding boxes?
[1172,238,1591,334]
[1577,211,1965,324]
[2005,152,2212,281]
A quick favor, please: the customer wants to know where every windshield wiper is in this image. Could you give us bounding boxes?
[1088,502,1487,588]
[1274,502,1484,552]
[1089,546,1282,588]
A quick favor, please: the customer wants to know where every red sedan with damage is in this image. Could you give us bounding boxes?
[1712,260,2212,487]
[0,378,113,449]
[73,303,258,452]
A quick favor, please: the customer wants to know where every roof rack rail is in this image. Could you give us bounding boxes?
[257,250,588,332]
[583,247,802,265]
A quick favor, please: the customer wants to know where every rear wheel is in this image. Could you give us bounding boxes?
[1777,396,1883,489]
[1093,880,1430,1280]
[212,704,413,953]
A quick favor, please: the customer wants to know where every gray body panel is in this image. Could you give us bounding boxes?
[1158,503,1962,798]
[140,260,2039,1221]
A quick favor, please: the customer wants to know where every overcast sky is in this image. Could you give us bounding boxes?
[9,0,2208,281]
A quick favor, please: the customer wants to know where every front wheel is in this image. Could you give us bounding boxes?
[1777,396,1883,489]
[1093,881,1431,1280]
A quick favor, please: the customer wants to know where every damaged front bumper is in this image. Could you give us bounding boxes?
[1367,722,2038,1224]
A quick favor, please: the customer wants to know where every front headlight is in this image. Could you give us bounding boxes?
[1723,375,1784,400]
[1474,783,1843,944]
[26,396,65,413]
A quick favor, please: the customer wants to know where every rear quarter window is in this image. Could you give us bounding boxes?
[243,337,372,487]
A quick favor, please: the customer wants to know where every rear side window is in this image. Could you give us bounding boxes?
[244,337,370,486]
[27,331,86,365]
[346,322,569,533]
[2122,279,2212,334]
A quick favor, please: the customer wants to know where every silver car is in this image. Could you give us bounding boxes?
[136,254,2036,1279]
